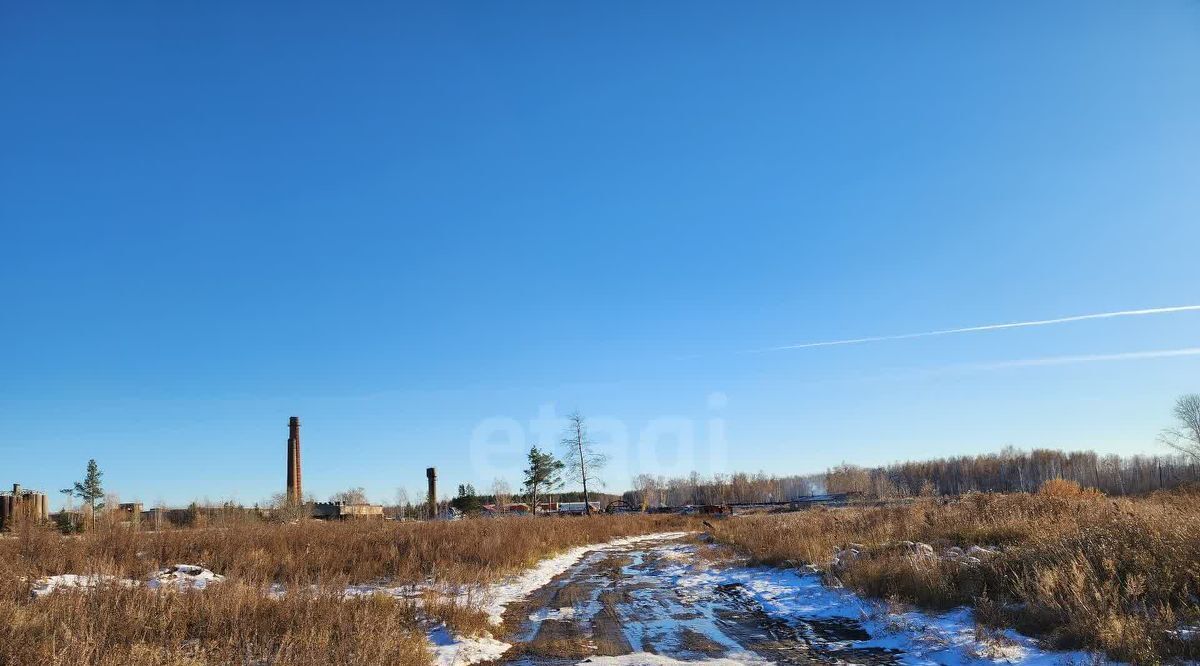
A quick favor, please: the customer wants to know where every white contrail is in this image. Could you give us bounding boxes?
[950,346,1200,372]
[752,304,1200,353]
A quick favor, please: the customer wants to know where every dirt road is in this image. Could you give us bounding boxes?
[487,534,900,665]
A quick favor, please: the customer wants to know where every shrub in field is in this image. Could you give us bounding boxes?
[1038,478,1102,498]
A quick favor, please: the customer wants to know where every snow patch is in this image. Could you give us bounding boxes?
[429,531,690,666]
[671,560,1096,665]
[427,624,510,666]
[147,564,224,591]
[529,606,576,622]
[30,574,138,598]
[32,564,223,598]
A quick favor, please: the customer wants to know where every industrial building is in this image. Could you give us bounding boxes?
[0,484,49,530]
[311,501,384,520]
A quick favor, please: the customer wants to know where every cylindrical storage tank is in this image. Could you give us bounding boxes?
[16,494,29,523]
[0,495,12,530]
[37,494,47,522]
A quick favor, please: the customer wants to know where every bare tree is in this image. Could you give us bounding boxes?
[267,492,307,522]
[561,412,607,515]
[1160,394,1200,463]
[492,477,512,511]
[331,487,369,504]
[392,487,411,520]
[631,473,659,510]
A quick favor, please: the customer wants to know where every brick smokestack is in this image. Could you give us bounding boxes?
[287,417,302,504]
[426,467,437,519]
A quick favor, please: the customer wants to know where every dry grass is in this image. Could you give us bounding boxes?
[711,482,1200,663]
[2,514,690,587]
[0,577,429,666]
[0,514,692,665]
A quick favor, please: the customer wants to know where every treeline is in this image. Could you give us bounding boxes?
[608,448,1200,508]
[824,447,1200,497]
[620,472,822,508]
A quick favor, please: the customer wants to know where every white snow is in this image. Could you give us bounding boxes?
[644,541,1099,665]
[30,573,138,598]
[427,624,511,666]
[146,564,224,591]
[476,532,689,627]
[428,532,1101,665]
[528,606,576,622]
[579,652,772,665]
[31,564,223,597]
[429,531,691,666]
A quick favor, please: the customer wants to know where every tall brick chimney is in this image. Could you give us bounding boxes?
[287,417,302,504]
[426,467,437,519]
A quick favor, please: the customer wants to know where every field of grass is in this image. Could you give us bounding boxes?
[710,481,1200,663]
[6,486,1198,664]
[0,514,692,665]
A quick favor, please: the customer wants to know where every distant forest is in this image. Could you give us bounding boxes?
[612,448,1200,507]
[404,448,1200,512]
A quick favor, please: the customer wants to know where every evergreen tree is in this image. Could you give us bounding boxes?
[71,459,104,531]
[523,446,564,512]
[451,483,482,514]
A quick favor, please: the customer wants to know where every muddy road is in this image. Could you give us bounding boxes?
[485,534,900,665]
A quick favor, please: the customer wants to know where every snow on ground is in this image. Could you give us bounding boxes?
[646,541,1098,665]
[580,652,772,665]
[477,531,690,626]
[528,606,576,622]
[31,564,223,597]
[146,564,224,591]
[25,536,1105,665]
[429,531,690,666]
[430,534,1100,665]
[427,624,511,666]
[30,573,138,598]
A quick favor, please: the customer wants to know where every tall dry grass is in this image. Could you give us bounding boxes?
[0,514,692,665]
[0,578,429,666]
[1,514,690,585]
[711,482,1200,663]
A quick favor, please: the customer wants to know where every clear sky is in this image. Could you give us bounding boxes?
[2,2,1198,509]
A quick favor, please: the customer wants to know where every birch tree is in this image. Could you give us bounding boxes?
[561,412,607,515]
[1160,394,1200,463]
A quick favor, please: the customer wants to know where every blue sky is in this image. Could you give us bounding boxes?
[2,2,1198,508]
